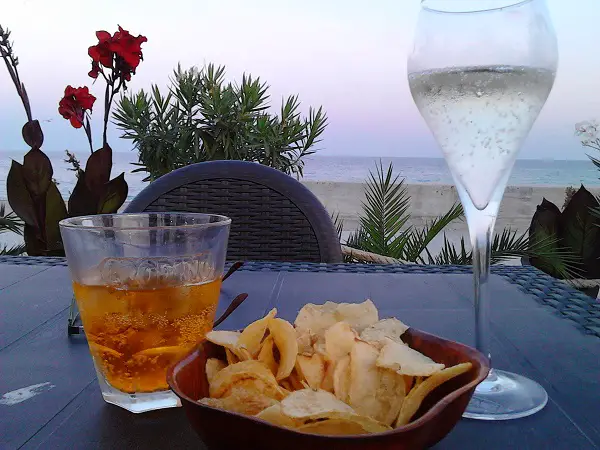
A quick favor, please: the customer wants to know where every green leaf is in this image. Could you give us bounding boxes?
[98,173,128,213]
[330,211,344,241]
[0,243,26,256]
[0,203,24,235]
[346,161,412,258]
[112,63,327,179]
[404,203,464,263]
[7,160,38,227]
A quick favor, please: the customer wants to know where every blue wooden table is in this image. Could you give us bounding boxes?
[1,258,599,449]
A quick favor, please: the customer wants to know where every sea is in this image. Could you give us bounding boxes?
[1,150,599,201]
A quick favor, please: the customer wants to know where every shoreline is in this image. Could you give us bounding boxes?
[2,182,598,258]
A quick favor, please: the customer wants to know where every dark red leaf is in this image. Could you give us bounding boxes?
[22,120,44,148]
[560,185,600,278]
[84,145,112,194]
[98,173,128,213]
[68,171,99,217]
[6,160,38,227]
[24,223,45,256]
[529,198,562,278]
[45,182,68,254]
[22,148,53,197]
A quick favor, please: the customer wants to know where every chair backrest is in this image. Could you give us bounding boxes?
[124,161,343,263]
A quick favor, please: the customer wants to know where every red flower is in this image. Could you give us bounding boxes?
[88,31,113,69]
[58,86,96,128]
[88,26,147,82]
[110,27,147,72]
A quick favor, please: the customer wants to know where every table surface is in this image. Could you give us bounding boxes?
[1,258,599,450]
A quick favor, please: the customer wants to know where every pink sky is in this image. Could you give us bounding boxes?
[1,0,600,160]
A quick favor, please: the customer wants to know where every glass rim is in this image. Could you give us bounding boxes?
[421,0,533,14]
[59,212,232,231]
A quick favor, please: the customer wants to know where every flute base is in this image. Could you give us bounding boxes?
[463,369,548,420]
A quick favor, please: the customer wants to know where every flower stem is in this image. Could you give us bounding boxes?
[103,81,110,147]
[84,117,94,154]
[0,41,32,121]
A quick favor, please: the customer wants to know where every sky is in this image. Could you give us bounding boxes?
[1,0,599,161]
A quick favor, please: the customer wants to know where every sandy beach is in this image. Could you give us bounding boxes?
[2,183,598,258]
[305,182,600,257]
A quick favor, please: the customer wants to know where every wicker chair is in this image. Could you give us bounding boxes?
[124,161,343,263]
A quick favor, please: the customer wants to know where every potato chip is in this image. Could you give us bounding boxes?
[347,340,380,413]
[221,378,285,401]
[237,309,277,357]
[200,386,279,416]
[333,355,351,402]
[257,335,279,376]
[209,360,285,399]
[294,302,338,337]
[269,318,298,380]
[360,318,410,348]
[206,330,245,359]
[225,348,239,365]
[331,413,392,433]
[347,340,406,425]
[205,358,227,383]
[255,403,298,428]
[200,300,471,432]
[320,360,335,393]
[324,322,357,362]
[334,300,379,333]
[379,369,406,426]
[297,419,367,436]
[295,353,326,390]
[376,339,445,376]
[404,375,415,393]
[296,330,315,355]
[283,370,305,391]
[297,415,390,436]
[281,388,356,420]
[313,339,328,358]
[279,380,292,391]
[395,362,473,427]
[295,300,379,338]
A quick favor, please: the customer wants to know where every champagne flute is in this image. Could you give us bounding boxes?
[408,0,558,420]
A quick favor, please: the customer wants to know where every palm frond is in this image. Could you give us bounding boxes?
[431,228,580,279]
[0,243,26,256]
[0,203,23,235]
[350,160,412,258]
[331,212,344,242]
[404,203,464,263]
[525,231,581,280]
[430,233,471,265]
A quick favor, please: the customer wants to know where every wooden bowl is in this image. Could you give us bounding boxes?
[167,329,489,450]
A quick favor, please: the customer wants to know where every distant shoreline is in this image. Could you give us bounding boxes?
[1,182,597,257]
[0,181,589,204]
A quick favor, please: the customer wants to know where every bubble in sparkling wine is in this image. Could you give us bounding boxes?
[409,65,556,210]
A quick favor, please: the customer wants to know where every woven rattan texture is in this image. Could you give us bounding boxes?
[144,179,322,262]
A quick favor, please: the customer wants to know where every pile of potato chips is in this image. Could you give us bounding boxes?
[200,300,471,436]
